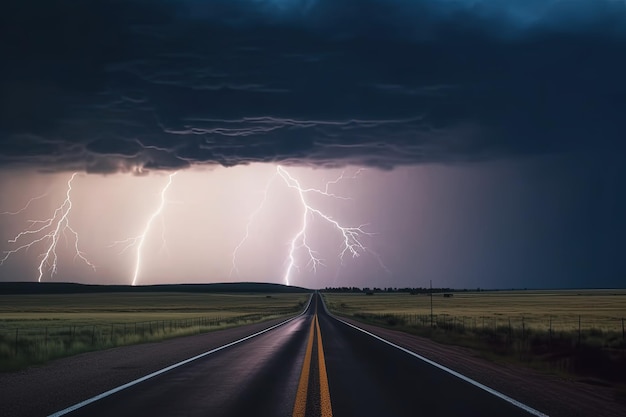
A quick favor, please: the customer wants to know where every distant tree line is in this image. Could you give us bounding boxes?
[321,287,464,294]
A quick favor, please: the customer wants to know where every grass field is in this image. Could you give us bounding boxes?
[0,292,309,371]
[323,290,626,332]
[323,290,626,384]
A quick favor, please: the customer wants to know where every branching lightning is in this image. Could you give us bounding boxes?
[277,166,371,285]
[111,172,177,286]
[231,165,375,286]
[0,192,48,215]
[230,175,277,278]
[0,173,95,282]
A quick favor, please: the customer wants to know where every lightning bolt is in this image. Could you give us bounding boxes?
[111,172,177,286]
[0,192,48,215]
[277,166,372,286]
[231,165,376,286]
[230,174,277,278]
[0,173,95,282]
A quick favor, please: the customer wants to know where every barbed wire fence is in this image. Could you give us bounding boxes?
[351,312,626,348]
[0,312,282,367]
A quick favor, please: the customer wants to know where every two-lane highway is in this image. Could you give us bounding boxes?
[48,293,546,417]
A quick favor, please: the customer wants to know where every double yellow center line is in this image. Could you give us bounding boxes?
[292,313,333,417]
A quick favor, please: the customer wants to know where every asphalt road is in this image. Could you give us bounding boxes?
[49,293,545,417]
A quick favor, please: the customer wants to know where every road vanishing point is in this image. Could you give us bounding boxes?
[45,293,546,417]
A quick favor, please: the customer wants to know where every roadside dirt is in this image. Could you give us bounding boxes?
[340,316,626,417]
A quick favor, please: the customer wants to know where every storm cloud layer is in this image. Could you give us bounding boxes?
[2,0,625,173]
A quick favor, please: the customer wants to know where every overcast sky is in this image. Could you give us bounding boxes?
[1,0,625,289]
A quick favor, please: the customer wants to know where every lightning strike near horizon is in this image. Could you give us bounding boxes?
[111,172,177,286]
[0,173,95,282]
[231,165,374,286]
[277,166,372,286]
[230,174,277,278]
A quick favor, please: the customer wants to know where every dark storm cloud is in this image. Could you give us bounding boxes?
[1,0,625,173]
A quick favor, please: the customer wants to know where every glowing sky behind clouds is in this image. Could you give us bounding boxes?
[1,156,624,289]
[0,165,389,287]
[0,1,625,288]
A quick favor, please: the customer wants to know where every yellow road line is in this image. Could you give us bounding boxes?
[315,315,333,417]
[293,317,316,417]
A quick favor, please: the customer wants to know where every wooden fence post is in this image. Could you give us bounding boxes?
[549,316,552,346]
[508,317,511,337]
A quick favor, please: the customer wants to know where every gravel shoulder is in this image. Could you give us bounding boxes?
[337,316,626,417]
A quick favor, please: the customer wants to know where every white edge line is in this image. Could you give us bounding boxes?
[48,293,314,417]
[320,296,549,417]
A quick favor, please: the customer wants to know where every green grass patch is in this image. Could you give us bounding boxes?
[0,292,309,372]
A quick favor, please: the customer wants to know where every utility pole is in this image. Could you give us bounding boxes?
[430,279,433,328]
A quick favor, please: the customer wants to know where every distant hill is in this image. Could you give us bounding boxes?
[0,282,311,295]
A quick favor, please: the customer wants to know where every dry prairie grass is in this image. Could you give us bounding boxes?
[0,292,309,371]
